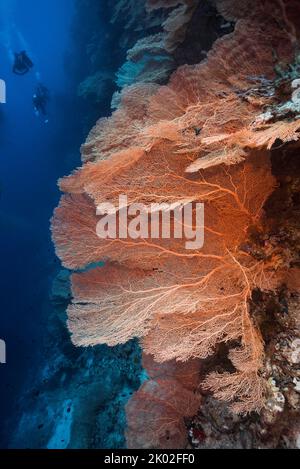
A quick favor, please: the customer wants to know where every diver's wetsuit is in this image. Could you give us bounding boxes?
[33,84,49,120]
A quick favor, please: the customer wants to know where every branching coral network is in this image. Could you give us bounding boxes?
[52,0,300,447]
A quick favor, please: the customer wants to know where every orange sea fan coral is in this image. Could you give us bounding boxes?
[52,0,300,420]
[215,0,300,45]
[126,378,200,449]
[126,354,201,449]
[53,147,275,416]
[54,150,274,271]
[80,84,158,163]
[142,353,202,390]
[186,119,300,172]
[77,10,294,168]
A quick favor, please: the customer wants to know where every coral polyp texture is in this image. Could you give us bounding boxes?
[52,0,300,448]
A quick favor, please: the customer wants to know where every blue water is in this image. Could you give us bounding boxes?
[0,0,83,445]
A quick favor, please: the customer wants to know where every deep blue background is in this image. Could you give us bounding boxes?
[0,0,83,443]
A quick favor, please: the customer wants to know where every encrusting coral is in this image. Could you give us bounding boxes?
[52,0,300,448]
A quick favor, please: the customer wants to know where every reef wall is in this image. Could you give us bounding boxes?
[52,0,300,449]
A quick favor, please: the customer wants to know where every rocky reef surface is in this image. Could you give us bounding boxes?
[10,269,143,449]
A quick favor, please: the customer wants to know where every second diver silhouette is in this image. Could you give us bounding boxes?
[33,84,50,124]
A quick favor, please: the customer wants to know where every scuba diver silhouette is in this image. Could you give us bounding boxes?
[33,84,49,123]
[13,51,34,75]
